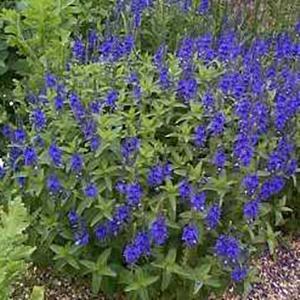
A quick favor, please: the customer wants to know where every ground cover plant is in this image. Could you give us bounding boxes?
[0,0,299,299]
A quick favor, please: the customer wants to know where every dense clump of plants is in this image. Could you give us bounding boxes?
[0,0,299,299]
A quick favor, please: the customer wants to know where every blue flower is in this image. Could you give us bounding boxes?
[178,179,192,200]
[105,90,118,108]
[235,99,251,120]
[55,95,64,111]
[68,211,89,246]
[113,205,131,225]
[233,134,253,167]
[48,143,63,167]
[215,235,241,261]
[150,216,168,246]
[115,181,127,194]
[126,183,143,207]
[190,192,206,212]
[72,38,85,62]
[47,174,61,194]
[134,231,151,256]
[163,162,173,178]
[231,266,248,282]
[89,100,102,114]
[9,147,23,166]
[252,102,269,134]
[70,154,84,173]
[153,44,166,67]
[285,159,297,176]
[95,223,108,241]
[181,0,192,12]
[26,92,37,105]
[209,112,226,136]
[121,137,140,160]
[88,30,98,51]
[213,148,226,169]
[81,120,97,141]
[17,176,26,188]
[202,91,214,112]
[14,128,26,144]
[177,77,198,102]
[123,243,140,265]
[242,174,259,195]
[243,199,260,221]
[197,0,209,15]
[158,67,171,89]
[90,135,101,152]
[99,36,117,61]
[107,219,121,236]
[217,31,240,61]
[68,210,79,224]
[123,231,151,265]
[130,0,152,28]
[31,109,46,131]
[219,72,233,94]
[194,125,207,147]
[176,37,194,65]
[84,183,98,198]
[182,224,199,248]
[205,204,221,229]
[196,33,213,60]
[267,151,285,173]
[259,176,285,200]
[44,73,57,88]
[275,33,292,58]
[147,164,164,187]
[69,92,86,121]
[2,124,12,139]
[24,147,38,166]
[122,35,135,56]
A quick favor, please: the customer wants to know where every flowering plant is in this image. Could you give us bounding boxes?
[0,0,299,299]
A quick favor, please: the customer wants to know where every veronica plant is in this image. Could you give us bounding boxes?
[0,2,299,299]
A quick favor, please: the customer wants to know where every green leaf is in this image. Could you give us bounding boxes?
[97,248,112,266]
[49,244,63,255]
[161,271,171,291]
[91,273,102,294]
[30,286,45,300]
[80,260,96,271]
[204,277,222,288]
[140,275,159,288]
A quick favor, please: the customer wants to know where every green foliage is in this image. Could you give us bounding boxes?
[0,197,35,300]
[1,0,79,82]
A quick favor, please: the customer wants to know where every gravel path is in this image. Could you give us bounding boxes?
[12,267,106,300]
[12,238,300,300]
